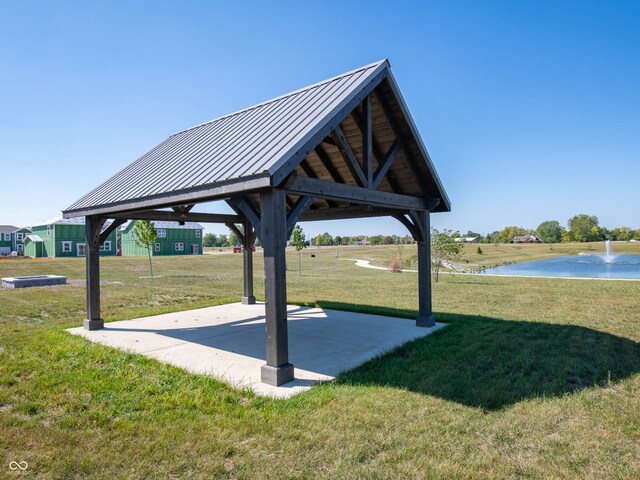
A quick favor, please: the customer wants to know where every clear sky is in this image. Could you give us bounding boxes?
[1,1,638,238]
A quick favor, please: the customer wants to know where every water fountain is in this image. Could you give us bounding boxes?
[597,240,616,264]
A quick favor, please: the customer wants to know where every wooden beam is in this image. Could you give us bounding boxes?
[64,174,272,219]
[225,222,245,245]
[350,107,403,193]
[286,196,315,237]
[373,89,427,193]
[300,156,338,209]
[415,210,435,327]
[330,126,367,187]
[284,173,431,211]
[110,210,241,224]
[84,216,106,331]
[392,213,419,240]
[300,206,402,222]
[98,218,127,243]
[242,217,255,305]
[372,141,400,190]
[260,188,294,386]
[362,96,373,187]
[226,197,261,234]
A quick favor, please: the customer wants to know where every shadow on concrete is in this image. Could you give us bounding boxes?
[311,301,640,410]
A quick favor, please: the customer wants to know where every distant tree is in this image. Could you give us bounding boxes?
[382,235,393,245]
[203,233,215,248]
[496,226,530,243]
[228,229,240,247]
[217,234,229,247]
[431,228,464,283]
[340,236,350,245]
[612,226,634,241]
[482,231,500,244]
[133,220,158,277]
[568,214,600,242]
[536,220,565,243]
[290,225,306,276]
[369,235,383,246]
[334,235,342,246]
[314,232,334,246]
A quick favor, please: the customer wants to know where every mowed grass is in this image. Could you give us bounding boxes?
[0,245,639,479]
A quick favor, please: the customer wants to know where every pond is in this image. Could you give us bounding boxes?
[481,254,640,279]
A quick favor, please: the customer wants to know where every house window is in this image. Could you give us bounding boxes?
[47,225,51,236]
[3,233,9,241]
[77,243,86,257]
[16,233,24,241]
[62,241,72,253]
[100,241,111,252]
[195,229,201,238]
[17,244,23,253]
[175,242,184,252]
[157,229,166,238]
[154,243,160,252]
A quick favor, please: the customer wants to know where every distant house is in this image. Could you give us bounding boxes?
[28,217,118,257]
[0,225,31,255]
[455,237,480,244]
[120,221,203,256]
[511,234,542,244]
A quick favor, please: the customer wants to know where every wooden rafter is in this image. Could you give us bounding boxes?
[330,126,367,187]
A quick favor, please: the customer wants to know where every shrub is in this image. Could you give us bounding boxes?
[477,246,483,255]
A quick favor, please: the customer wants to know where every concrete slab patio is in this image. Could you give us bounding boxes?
[67,303,446,398]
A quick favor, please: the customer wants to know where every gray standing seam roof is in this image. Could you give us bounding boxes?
[66,60,390,212]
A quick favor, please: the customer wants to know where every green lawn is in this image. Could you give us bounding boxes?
[1,246,639,479]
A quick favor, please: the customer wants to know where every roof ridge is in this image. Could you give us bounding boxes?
[170,59,388,137]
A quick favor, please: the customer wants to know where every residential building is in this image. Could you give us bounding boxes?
[120,221,203,256]
[0,225,31,255]
[511,234,542,243]
[28,217,118,257]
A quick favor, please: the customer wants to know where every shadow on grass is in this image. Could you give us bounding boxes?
[309,300,640,410]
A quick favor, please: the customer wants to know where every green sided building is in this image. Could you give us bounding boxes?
[28,217,118,258]
[120,221,203,256]
[0,225,31,255]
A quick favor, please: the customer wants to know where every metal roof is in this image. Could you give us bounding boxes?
[24,234,44,243]
[121,220,203,230]
[64,59,451,217]
[32,216,116,228]
[65,60,390,213]
[0,225,20,234]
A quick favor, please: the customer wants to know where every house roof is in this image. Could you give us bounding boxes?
[63,59,450,218]
[24,234,43,243]
[122,220,204,230]
[32,216,115,228]
[0,225,20,234]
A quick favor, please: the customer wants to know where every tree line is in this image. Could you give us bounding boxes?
[202,213,639,248]
[475,214,639,244]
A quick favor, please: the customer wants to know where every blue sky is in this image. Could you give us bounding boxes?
[1,1,638,237]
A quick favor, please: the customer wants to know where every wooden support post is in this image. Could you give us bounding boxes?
[415,210,435,327]
[84,215,106,330]
[260,188,294,386]
[362,95,373,187]
[242,217,256,305]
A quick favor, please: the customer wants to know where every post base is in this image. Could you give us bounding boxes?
[84,318,104,330]
[416,314,436,328]
[241,295,256,305]
[261,363,294,386]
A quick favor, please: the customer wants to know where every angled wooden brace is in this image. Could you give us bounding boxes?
[98,219,127,244]
[286,196,315,238]
[226,197,261,237]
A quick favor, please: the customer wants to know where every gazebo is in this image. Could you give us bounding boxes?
[63,59,451,386]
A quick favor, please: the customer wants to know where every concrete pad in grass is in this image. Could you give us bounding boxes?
[67,303,446,398]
